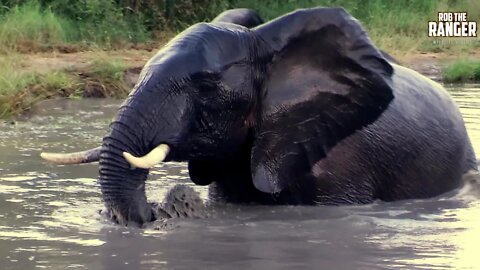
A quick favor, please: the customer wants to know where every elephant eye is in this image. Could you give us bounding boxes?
[191,72,222,95]
[197,80,218,94]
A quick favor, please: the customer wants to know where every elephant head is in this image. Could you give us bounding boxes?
[41,8,393,226]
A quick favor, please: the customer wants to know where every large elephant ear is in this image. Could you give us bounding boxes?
[250,8,394,194]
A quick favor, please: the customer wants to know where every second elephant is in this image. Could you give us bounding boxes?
[212,8,264,28]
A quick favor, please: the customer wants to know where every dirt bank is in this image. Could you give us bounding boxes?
[20,49,478,85]
[402,51,480,82]
[2,48,478,119]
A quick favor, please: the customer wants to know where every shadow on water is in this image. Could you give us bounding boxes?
[0,84,479,270]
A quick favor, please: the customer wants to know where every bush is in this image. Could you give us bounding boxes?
[444,60,480,83]
[1,0,477,53]
[54,0,149,45]
[0,1,72,52]
[0,0,149,51]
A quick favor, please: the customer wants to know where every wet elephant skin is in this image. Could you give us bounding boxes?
[51,8,477,226]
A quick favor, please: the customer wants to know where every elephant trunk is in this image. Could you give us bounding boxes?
[98,91,187,226]
[99,136,153,226]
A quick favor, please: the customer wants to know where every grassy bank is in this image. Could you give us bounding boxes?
[0,1,149,53]
[0,0,479,118]
[444,60,480,83]
[0,54,132,118]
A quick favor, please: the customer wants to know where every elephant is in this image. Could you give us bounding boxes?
[211,8,264,28]
[41,7,477,226]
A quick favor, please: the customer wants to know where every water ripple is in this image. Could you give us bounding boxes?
[0,87,478,269]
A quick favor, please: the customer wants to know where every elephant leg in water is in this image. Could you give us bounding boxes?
[41,8,477,226]
[100,184,206,225]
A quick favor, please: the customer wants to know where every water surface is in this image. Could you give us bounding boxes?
[0,85,479,270]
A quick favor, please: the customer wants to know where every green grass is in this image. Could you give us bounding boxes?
[0,55,82,117]
[0,54,131,118]
[0,1,73,52]
[0,55,79,95]
[83,57,130,98]
[444,60,480,83]
[231,0,479,56]
[91,58,126,81]
[0,0,149,52]
[0,72,81,118]
[0,0,479,118]
[1,0,478,54]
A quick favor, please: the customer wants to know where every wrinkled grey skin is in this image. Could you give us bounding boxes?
[95,7,476,227]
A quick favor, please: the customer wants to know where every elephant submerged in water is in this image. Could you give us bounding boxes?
[41,7,477,226]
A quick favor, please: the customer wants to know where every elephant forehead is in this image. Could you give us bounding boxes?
[145,23,252,75]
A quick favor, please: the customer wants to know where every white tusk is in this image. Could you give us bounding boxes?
[40,147,101,164]
[123,144,170,169]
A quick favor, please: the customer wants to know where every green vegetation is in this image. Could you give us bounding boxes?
[0,54,131,118]
[1,0,478,53]
[444,60,480,83]
[0,0,149,52]
[0,1,72,52]
[0,56,36,96]
[231,0,479,54]
[0,68,81,118]
[82,57,130,98]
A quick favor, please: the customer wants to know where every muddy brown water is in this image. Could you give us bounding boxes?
[0,85,479,270]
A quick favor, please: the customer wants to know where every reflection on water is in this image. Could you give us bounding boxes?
[448,85,480,156]
[0,85,479,270]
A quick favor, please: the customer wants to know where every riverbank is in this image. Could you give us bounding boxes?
[1,48,478,119]
[0,50,146,118]
[1,0,479,118]
[404,50,480,82]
